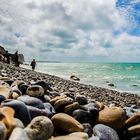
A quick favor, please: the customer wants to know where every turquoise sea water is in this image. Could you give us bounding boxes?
[22,62,140,96]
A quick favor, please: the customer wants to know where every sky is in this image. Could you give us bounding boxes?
[0,0,140,62]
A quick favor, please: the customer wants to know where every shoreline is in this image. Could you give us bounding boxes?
[1,62,140,108]
[21,63,140,96]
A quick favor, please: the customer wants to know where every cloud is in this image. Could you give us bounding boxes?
[0,0,140,62]
[116,0,140,35]
[130,0,140,4]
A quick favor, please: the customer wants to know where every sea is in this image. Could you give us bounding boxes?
[22,62,140,96]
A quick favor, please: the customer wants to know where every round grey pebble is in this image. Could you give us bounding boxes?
[93,124,119,140]
[25,116,54,140]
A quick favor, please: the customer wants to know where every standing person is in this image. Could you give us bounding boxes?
[30,59,36,71]
[14,51,19,67]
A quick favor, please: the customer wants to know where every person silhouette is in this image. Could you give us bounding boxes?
[14,51,19,67]
[30,59,36,70]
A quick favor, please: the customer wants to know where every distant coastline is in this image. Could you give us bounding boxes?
[26,60,61,63]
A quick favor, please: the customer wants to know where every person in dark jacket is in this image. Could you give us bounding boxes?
[14,51,20,67]
[30,59,36,70]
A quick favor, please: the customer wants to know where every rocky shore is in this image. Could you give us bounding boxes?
[0,61,140,140]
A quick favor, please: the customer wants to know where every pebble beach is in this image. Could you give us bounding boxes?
[0,61,140,140]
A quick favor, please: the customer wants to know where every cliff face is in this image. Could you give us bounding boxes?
[18,54,25,63]
[0,46,8,62]
[0,45,25,63]
[0,46,8,54]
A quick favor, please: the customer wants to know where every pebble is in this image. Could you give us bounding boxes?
[0,122,6,140]
[75,95,87,105]
[0,107,15,137]
[27,105,48,119]
[69,132,88,139]
[130,135,140,140]
[43,102,56,117]
[50,95,67,105]
[4,80,14,86]
[26,85,44,97]
[54,97,73,111]
[25,116,54,140]
[125,113,140,128]
[18,95,45,109]
[88,136,100,140]
[11,80,25,88]
[128,124,140,136]
[49,135,85,140]
[0,86,11,99]
[11,89,22,99]
[34,80,52,92]
[14,118,25,128]
[93,124,119,140]
[18,84,29,95]
[1,99,31,126]
[0,62,140,139]
[72,109,93,125]
[83,123,93,137]
[51,113,84,133]
[97,106,126,129]
[64,102,80,115]
[0,95,6,103]
[9,127,30,140]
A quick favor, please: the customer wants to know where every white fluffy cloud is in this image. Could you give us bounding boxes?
[0,0,140,62]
